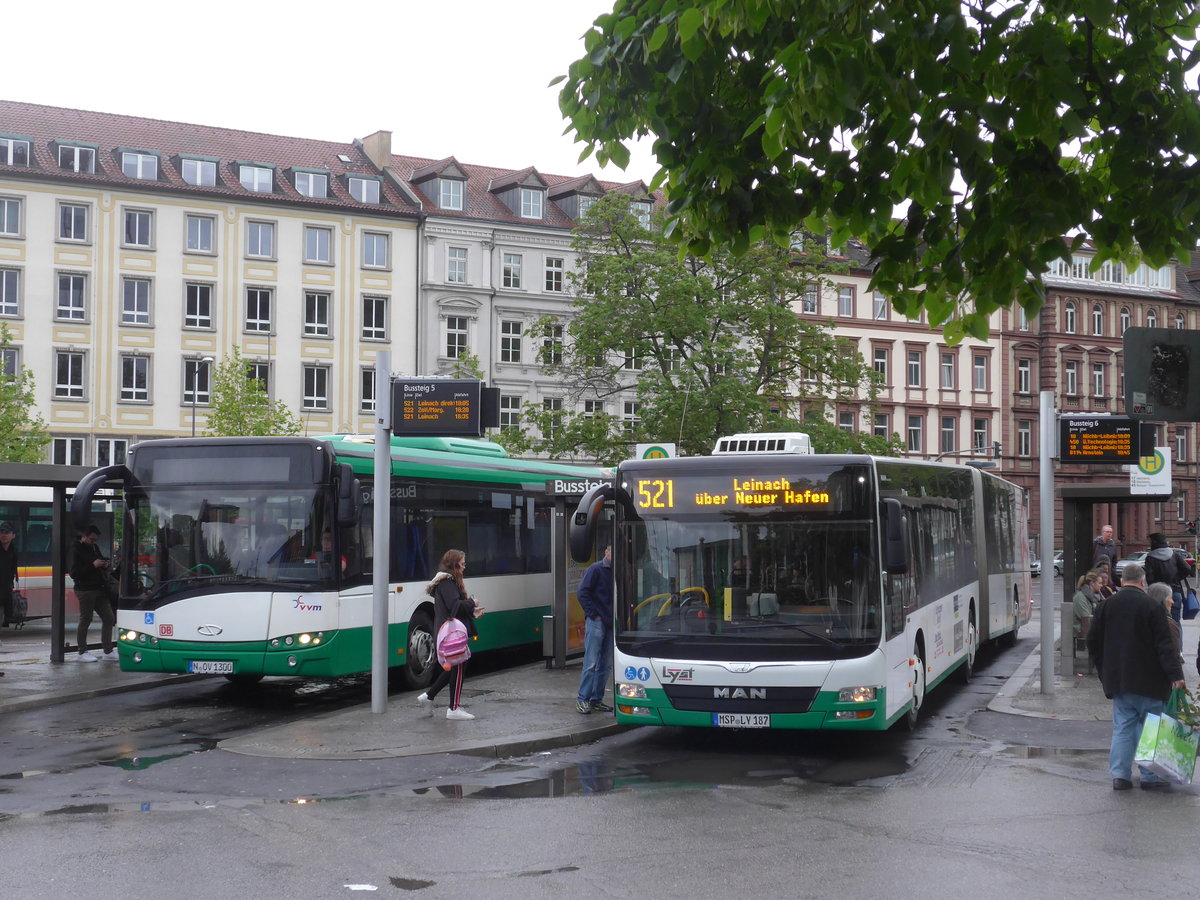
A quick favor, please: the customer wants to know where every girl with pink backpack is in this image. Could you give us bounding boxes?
[417,549,485,720]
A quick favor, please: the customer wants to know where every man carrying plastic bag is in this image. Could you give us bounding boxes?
[1087,562,1186,791]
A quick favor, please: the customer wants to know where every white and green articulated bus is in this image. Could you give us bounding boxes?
[569,434,1033,731]
[71,434,605,688]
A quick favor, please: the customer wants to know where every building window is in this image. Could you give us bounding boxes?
[577,196,597,218]
[1176,429,1188,462]
[185,283,213,329]
[447,247,467,284]
[0,196,20,236]
[245,288,273,333]
[1120,307,1131,333]
[583,399,604,419]
[186,215,214,253]
[59,203,88,242]
[1064,301,1076,334]
[439,179,463,211]
[940,353,955,389]
[302,365,329,411]
[239,165,273,192]
[304,291,331,337]
[500,320,523,363]
[58,145,95,173]
[1177,312,1186,330]
[56,273,86,320]
[874,413,890,438]
[184,357,212,404]
[973,418,988,452]
[520,188,544,219]
[304,225,332,264]
[872,291,888,320]
[631,200,652,228]
[907,350,923,387]
[96,439,128,467]
[360,368,376,414]
[502,253,523,289]
[362,295,388,341]
[55,350,85,398]
[972,354,987,391]
[349,177,380,204]
[542,324,563,365]
[181,158,217,187]
[246,362,270,393]
[873,347,889,378]
[802,283,818,313]
[837,286,854,317]
[1018,306,1030,331]
[907,414,923,453]
[839,411,855,431]
[499,394,522,431]
[446,316,467,358]
[1065,360,1078,395]
[1018,420,1032,457]
[121,152,158,180]
[1092,362,1105,397]
[623,400,642,435]
[624,347,643,371]
[1017,358,1031,393]
[1147,308,1158,328]
[362,232,389,268]
[124,209,153,247]
[0,268,19,316]
[121,277,151,325]
[295,172,328,198]
[53,437,85,466]
[545,257,564,292]
[940,416,956,454]
[246,221,274,258]
[543,397,564,438]
[0,138,30,166]
[120,355,149,402]
[1092,303,1104,335]
[0,349,14,378]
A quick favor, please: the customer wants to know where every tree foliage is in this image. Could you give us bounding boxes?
[0,324,50,462]
[495,195,897,464]
[204,346,301,437]
[557,0,1200,341]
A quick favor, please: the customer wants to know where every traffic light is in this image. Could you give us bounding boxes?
[1188,521,1196,535]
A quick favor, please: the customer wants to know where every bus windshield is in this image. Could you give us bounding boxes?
[617,516,881,660]
[127,484,335,603]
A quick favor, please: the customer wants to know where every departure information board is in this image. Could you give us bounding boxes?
[1058,415,1146,464]
[392,379,482,436]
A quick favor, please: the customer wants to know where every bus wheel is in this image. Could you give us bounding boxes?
[404,609,438,690]
[904,649,926,731]
[958,615,977,683]
[224,674,263,687]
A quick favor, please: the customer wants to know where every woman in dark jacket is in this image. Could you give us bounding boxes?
[417,549,484,720]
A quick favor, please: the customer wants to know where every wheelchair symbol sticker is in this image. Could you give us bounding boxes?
[144,612,155,625]
[625,666,652,682]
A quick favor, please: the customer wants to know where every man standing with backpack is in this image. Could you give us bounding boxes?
[1144,532,1190,627]
[576,545,614,714]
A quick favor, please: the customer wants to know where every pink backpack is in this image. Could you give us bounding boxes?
[436,618,471,670]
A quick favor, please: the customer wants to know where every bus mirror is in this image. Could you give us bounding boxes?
[569,483,613,562]
[883,498,909,574]
[336,464,361,527]
[71,464,130,532]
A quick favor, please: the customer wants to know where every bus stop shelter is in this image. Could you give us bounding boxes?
[1057,483,1172,675]
[0,462,103,663]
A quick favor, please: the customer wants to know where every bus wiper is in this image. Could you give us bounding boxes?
[141,572,261,602]
[723,621,845,650]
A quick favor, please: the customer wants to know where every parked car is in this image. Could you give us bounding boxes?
[1031,550,1064,578]
[1113,551,1148,581]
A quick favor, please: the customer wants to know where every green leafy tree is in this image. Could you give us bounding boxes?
[0,324,50,462]
[499,194,892,463]
[204,346,301,437]
[557,1,1200,341]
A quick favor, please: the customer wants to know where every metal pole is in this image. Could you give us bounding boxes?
[371,351,392,714]
[1039,390,1056,693]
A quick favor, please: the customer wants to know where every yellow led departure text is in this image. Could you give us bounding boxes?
[695,478,831,507]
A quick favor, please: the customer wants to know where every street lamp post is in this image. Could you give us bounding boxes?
[191,356,214,437]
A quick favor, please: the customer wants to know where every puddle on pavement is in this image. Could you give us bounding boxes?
[99,739,221,772]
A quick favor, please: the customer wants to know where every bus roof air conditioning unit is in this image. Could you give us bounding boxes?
[711,432,813,455]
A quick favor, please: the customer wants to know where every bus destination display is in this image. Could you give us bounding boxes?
[631,475,833,513]
[392,378,481,437]
[1058,416,1144,464]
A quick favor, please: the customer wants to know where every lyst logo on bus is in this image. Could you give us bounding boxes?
[662,667,695,683]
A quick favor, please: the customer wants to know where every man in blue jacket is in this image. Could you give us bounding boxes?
[576,545,614,714]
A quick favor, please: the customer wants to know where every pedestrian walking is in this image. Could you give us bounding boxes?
[1092,523,1117,572]
[576,545,614,714]
[1144,532,1190,627]
[1086,562,1185,791]
[68,524,117,662]
[416,549,484,720]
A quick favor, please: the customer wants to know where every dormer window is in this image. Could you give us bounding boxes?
[181,158,217,187]
[0,137,30,167]
[58,144,95,174]
[577,196,597,217]
[294,171,328,199]
[439,179,464,211]
[631,200,652,228]
[349,176,381,204]
[239,164,273,193]
[121,151,158,180]
[520,188,544,219]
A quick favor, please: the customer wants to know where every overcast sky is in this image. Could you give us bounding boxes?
[6,0,657,182]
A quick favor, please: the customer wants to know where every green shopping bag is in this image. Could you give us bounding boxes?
[1134,691,1200,784]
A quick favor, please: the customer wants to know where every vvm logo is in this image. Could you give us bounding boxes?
[1138,449,1165,476]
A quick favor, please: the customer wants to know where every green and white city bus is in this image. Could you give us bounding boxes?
[72,434,605,688]
[569,435,1033,731]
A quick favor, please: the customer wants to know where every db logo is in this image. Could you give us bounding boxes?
[159,624,174,637]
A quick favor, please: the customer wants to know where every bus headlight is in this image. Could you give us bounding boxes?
[837,686,877,703]
[617,683,647,699]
